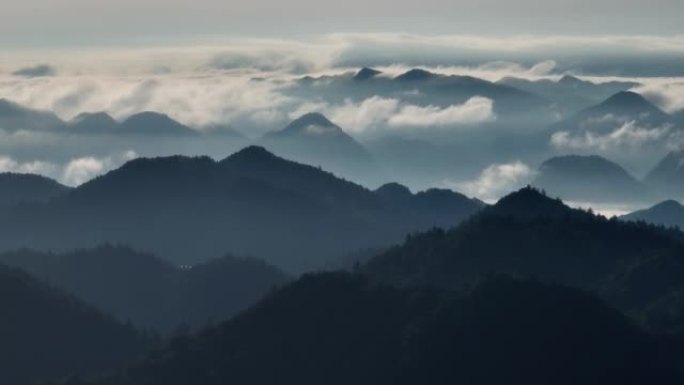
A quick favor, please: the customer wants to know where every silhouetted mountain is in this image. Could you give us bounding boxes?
[550,91,672,134]
[0,263,148,385]
[645,151,684,199]
[497,76,638,117]
[0,147,481,272]
[374,182,413,203]
[77,272,683,385]
[622,200,684,228]
[69,112,120,133]
[0,173,69,206]
[260,113,381,184]
[395,68,436,81]
[366,187,684,333]
[120,112,197,135]
[532,155,650,203]
[0,98,64,132]
[0,245,288,333]
[353,67,382,81]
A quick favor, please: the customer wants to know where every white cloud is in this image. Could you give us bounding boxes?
[551,121,671,151]
[387,97,496,127]
[446,161,535,201]
[62,151,138,186]
[0,156,57,175]
[289,96,495,134]
[635,82,684,115]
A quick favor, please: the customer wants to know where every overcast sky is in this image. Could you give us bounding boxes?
[1,0,682,47]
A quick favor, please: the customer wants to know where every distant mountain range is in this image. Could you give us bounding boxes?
[0,146,482,272]
[621,200,684,228]
[0,245,289,333]
[260,113,381,184]
[498,75,638,118]
[644,151,684,200]
[549,91,674,134]
[532,155,651,203]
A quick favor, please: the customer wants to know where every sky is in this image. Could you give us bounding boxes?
[0,0,683,47]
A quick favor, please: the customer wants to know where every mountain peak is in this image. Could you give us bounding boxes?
[395,68,436,81]
[599,91,653,109]
[375,183,413,201]
[484,186,572,220]
[121,112,196,135]
[71,111,116,123]
[278,113,343,136]
[224,145,280,164]
[558,75,585,86]
[354,67,381,81]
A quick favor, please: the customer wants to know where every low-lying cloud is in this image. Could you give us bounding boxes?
[445,161,535,202]
[551,121,672,151]
[290,96,496,134]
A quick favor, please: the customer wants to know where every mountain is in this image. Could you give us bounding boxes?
[69,112,120,133]
[287,69,555,126]
[0,263,148,385]
[0,245,289,333]
[0,146,482,272]
[532,155,651,203]
[622,200,684,228]
[0,98,64,132]
[119,112,197,135]
[76,272,682,385]
[353,67,382,81]
[550,91,673,134]
[0,173,69,206]
[260,113,381,184]
[366,187,684,333]
[498,76,638,117]
[645,151,684,199]
[394,68,436,81]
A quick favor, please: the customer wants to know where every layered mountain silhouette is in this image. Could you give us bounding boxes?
[119,112,198,135]
[622,200,684,228]
[366,187,684,333]
[498,75,638,118]
[0,263,148,385]
[69,112,120,133]
[288,68,554,124]
[0,146,482,272]
[550,91,673,134]
[75,272,683,385]
[645,151,684,199]
[0,173,69,206]
[532,155,651,203]
[0,98,63,132]
[0,245,288,333]
[260,113,381,184]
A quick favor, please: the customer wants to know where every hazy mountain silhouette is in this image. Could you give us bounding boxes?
[0,173,69,206]
[550,91,672,133]
[394,68,437,81]
[353,67,382,81]
[498,75,638,118]
[260,113,381,184]
[532,155,650,203]
[69,112,120,133]
[645,151,684,199]
[0,263,148,385]
[622,200,684,228]
[119,112,198,135]
[288,68,554,126]
[0,245,288,333]
[366,187,684,333]
[0,98,64,132]
[0,146,481,272]
[75,272,682,385]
